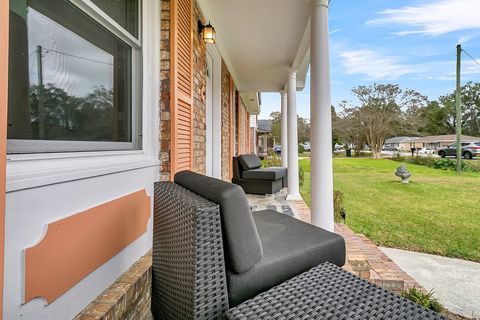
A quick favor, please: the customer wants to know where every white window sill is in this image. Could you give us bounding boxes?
[6,151,160,192]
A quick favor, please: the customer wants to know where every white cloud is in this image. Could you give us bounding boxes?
[367,0,480,36]
[340,50,414,80]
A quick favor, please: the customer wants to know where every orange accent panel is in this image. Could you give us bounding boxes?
[170,0,193,179]
[0,1,8,318]
[24,190,151,305]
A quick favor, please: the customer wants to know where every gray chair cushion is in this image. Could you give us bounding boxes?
[226,210,346,307]
[238,154,262,170]
[242,167,287,181]
[174,171,263,274]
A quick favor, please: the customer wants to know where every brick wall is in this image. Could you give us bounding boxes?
[160,0,251,181]
[75,252,152,320]
[192,0,207,174]
[159,0,171,181]
[237,98,247,155]
[159,0,207,180]
[221,62,232,181]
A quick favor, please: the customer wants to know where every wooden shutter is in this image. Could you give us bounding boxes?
[170,0,193,177]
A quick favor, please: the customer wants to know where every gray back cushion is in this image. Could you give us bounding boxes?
[238,154,262,170]
[174,171,263,274]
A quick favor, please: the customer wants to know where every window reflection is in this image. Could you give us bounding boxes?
[8,0,133,145]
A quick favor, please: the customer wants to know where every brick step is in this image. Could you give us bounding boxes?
[334,223,421,293]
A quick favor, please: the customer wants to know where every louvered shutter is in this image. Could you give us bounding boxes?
[171,0,193,176]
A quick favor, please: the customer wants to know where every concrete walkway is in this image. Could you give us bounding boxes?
[380,247,480,318]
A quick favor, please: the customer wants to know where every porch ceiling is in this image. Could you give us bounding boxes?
[198,0,311,93]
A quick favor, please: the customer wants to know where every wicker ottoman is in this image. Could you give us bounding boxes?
[225,262,445,320]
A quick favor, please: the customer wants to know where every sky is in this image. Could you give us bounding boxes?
[259,0,480,120]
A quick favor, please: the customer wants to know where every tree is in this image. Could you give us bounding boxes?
[297,117,310,144]
[343,84,426,159]
[335,101,367,156]
[269,111,310,145]
[269,111,281,143]
[418,101,454,135]
[438,82,480,136]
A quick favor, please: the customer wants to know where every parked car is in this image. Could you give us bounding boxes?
[382,146,398,151]
[418,147,435,154]
[303,142,311,152]
[437,141,480,159]
[273,145,282,153]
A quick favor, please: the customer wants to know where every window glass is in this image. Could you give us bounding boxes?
[91,0,139,38]
[461,143,470,146]
[475,142,480,146]
[8,0,134,147]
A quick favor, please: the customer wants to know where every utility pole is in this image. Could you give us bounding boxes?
[455,44,462,173]
[37,45,45,139]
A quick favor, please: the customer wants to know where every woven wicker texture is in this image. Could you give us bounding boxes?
[152,182,229,320]
[225,262,446,320]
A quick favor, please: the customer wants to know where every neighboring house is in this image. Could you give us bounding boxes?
[384,137,422,150]
[386,135,480,151]
[257,119,272,158]
[414,135,480,149]
[0,0,334,319]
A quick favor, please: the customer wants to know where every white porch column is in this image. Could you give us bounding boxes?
[310,0,334,231]
[286,70,301,200]
[280,91,288,168]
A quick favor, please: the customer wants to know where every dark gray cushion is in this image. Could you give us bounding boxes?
[174,171,263,274]
[226,210,346,307]
[238,154,262,170]
[242,167,287,181]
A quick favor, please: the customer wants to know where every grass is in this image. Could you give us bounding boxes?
[299,158,480,262]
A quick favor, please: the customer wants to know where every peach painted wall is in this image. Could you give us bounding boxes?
[0,1,9,319]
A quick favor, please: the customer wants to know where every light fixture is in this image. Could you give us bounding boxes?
[198,21,216,44]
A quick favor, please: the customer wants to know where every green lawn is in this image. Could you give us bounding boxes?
[299,158,480,262]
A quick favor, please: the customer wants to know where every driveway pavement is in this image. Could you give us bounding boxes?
[380,247,480,318]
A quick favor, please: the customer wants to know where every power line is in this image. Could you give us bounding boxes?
[462,49,480,68]
[42,47,113,66]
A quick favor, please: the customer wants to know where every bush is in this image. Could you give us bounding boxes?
[265,154,281,167]
[298,144,305,154]
[299,166,305,187]
[401,288,444,313]
[391,156,480,173]
[333,190,346,223]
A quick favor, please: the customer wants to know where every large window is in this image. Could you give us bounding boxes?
[8,0,141,153]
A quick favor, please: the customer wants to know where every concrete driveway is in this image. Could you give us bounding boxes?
[380,247,480,318]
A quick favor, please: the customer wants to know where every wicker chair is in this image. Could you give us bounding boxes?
[152,171,346,319]
[232,155,287,194]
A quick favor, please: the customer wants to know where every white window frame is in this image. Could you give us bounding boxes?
[6,0,160,192]
[7,0,143,154]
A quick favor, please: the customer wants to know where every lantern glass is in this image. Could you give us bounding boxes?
[203,24,216,44]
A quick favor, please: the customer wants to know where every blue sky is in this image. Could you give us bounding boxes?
[259,0,480,120]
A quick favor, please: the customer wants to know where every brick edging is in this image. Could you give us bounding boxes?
[75,252,152,320]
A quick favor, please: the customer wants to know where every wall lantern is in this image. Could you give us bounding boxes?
[198,21,216,44]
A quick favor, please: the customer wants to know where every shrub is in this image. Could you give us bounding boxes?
[299,166,305,187]
[401,288,444,313]
[391,156,480,173]
[265,155,281,167]
[333,190,346,223]
[298,144,305,154]
[431,158,462,171]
